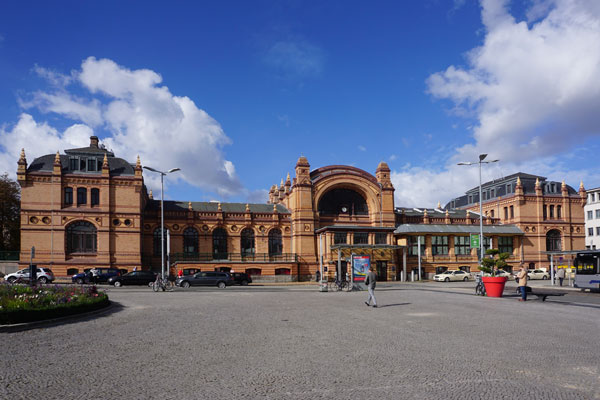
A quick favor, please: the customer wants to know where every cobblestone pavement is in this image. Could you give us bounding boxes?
[2,283,599,399]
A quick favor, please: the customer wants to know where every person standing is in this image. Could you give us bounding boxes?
[516,265,528,302]
[364,266,377,308]
[556,267,566,287]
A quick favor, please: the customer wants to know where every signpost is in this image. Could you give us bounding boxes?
[29,246,36,286]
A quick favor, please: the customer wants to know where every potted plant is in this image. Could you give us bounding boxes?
[479,249,510,297]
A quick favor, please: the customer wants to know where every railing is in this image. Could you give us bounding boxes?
[170,253,298,263]
[0,251,19,261]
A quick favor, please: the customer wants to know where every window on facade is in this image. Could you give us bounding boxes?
[589,228,594,236]
[546,230,562,252]
[317,188,369,216]
[482,192,487,201]
[353,232,369,245]
[87,158,96,172]
[468,195,473,204]
[477,236,492,258]
[588,210,594,220]
[70,158,78,171]
[596,209,600,219]
[592,193,596,202]
[80,158,87,171]
[504,207,508,220]
[490,189,495,198]
[97,159,102,171]
[268,229,283,256]
[498,236,513,254]
[77,188,87,205]
[490,209,494,218]
[596,227,600,236]
[431,236,449,255]
[408,236,425,256]
[557,205,562,219]
[153,228,168,256]
[543,205,547,220]
[506,184,512,194]
[275,268,291,275]
[64,187,73,205]
[375,233,387,245]
[241,228,255,256]
[183,227,199,254]
[91,188,99,206]
[454,236,470,255]
[549,205,554,219]
[334,232,347,244]
[510,206,514,219]
[212,228,228,259]
[66,221,97,254]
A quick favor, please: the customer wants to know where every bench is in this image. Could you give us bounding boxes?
[516,286,566,302]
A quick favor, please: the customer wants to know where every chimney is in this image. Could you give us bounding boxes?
[90,136,99,148]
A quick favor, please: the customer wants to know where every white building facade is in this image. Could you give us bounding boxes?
[584,187,600,249]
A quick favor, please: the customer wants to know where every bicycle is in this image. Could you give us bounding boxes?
[152,274,175,292]
[328,279,351,292]
[475,274,486,296]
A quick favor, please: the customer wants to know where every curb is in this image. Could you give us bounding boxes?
[0,300,116,333]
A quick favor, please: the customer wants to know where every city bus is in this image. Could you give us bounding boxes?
[573,250,600,291]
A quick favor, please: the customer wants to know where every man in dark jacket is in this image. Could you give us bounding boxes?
[364,266,377,308]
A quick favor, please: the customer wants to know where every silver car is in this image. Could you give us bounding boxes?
[176,271,233,289]
[5,267,55,284]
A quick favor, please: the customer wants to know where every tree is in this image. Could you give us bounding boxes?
[0,174,21,251]
[480,248,509,276]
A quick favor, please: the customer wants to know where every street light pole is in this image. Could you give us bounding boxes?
[143,166,181,280]
[458,154,499,268]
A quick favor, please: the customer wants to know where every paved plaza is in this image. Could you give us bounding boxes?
[1,281,599,399]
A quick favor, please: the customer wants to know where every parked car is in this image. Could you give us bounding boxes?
[5,267,55,284]
[176,271,233,288]
[72,267,121,284]
[108,271,156,287]
[495,269,514,280]
[528,269,550,280]
[230,272,252,285]
[433,270,471,282]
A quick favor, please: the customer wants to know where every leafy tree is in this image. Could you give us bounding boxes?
[0,174,20,252]
[480,248,509,276]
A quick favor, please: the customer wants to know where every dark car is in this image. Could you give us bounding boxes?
[230,272,252,285]
[72,268,121,284]
[108,271,156,287]
[176,271,233,289]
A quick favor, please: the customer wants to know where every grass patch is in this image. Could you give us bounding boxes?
[0,284,109,325]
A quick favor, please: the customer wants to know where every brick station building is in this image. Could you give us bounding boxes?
[16,136,587,280]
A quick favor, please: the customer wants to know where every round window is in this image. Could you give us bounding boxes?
[124,219,131,226]
[113,219,120,226]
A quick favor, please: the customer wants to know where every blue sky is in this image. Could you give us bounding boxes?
[1,0,600,207]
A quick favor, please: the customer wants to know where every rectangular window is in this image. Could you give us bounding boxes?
[557,205,562,219]
[97,159,103,171]
[353,232,368,245]
[498,236,513,254]
[468,195,473,204]
[482,192,487,201]
[592,193,596,202]
[77,188,87,205]
[454,236,470,255]
[375,233,387,245]
[588,210,594,220]
[431,236,448,255]
[506,184,512,194]
[510,205,514,219]
[490,189,495,198]
[80,158,87,171]
[87,158,96,171]
[597,227,600,236]
[408,236,425,256]
[596,209,600,219]
[543,205,547,220]
[490,209,494,218]
[589,227,594,236]
[91,188,100,206]
[64,187,73,205]
[334,232,347,245]
[69,158,78,171]
[549,205,554,219]
[504,207,508,220]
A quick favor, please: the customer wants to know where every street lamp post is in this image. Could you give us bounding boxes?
[143,166,181,281]
[458,154,498,268]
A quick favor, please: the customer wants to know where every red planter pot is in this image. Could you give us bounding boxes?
[482,276,507,297]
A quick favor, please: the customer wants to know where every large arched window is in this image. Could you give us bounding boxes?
[241,228,255,257]
[268,229,283,256]
[66,221,97,254]
[183,227,199,254]
[153,228,168,256]
[546,229,562,252]
[213,228,228,259]
[317,188,368,216]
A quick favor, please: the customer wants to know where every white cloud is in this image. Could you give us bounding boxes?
[389,154,397,161]
[393,0,600,207]
[264,39,324,79]
[358,145,367,152]
[0,57,241,197]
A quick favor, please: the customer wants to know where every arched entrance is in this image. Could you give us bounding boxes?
[317,188,368,216]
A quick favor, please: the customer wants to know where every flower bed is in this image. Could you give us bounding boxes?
[0,284,109,325]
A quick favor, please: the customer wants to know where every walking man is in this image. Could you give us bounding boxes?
[364,265,377,308]
[556,267,566,287]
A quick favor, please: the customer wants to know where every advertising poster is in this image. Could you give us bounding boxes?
[353,255,370,282]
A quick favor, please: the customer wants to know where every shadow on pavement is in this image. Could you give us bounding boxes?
[377,303,411,308]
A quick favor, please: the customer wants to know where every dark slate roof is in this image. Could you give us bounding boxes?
[315,225,395,233]
[395,207,487,219]
[64,145,114,156]
[145,200,290,214]
[27,154,135,176]
[394,224,524,235]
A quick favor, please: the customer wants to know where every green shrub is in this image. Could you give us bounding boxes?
[0,284,109,324]
[480,249,510,276]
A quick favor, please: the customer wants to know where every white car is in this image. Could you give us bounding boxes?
[433,270,471,282]
[4,267,55,284]
[495,269,514,280]
[527,269,550,280]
